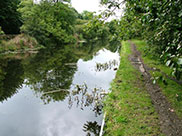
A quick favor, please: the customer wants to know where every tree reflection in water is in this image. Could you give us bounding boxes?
[0,58,24,102]
[68,83,107,117]
[0,40,117,104]
[24,42,110,104]
[95,59,119,72]
[24,46,78,104]
[83,121,101,136]
[0,40,119,135]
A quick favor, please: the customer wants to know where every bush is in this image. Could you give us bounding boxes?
[0,34,42,53]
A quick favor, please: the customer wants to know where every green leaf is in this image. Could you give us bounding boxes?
[178,11,182,17]
[166,60,171,66]
[153,79,156,84]
[177,58,182,65]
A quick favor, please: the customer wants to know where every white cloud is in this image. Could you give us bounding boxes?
[71,0,124,21]
[71,0,101,13]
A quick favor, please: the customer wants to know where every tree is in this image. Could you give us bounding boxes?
[82,15,110,41]
[80,11,95,20]
[18,0,77,46]
[101,0,182,80]
[0,0,22,34]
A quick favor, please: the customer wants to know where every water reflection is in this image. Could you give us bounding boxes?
[0,58,24,102]
[0,40,119,103]
[24,46,78,103]
[68,84,106,116]
[0,42,110,103]
[41,89,69,104]
[0,41,120,136]
[83,121,101,136]
[95,59,119,72]
[106,38,121,53]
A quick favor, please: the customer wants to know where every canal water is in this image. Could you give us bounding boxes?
[0,43,120,136]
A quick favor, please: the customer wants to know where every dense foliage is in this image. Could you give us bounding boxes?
[74,11,112,42]
[79,11,95,20]
[0,27,4,35]
[82,17,110,41]
[0,0,22,34]
[105,19,122,45]
[0,58,24,102]
[102,0,182,80]
[18,0,77,46]
[77,11,122,43]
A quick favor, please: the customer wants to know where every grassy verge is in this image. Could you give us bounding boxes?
[104,41,163,136]
[132,40,182,118]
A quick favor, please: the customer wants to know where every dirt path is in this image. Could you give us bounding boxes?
[128,41,182,136]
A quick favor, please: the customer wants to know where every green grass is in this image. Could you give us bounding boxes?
[132,40,182,118]
[104,41,163,136]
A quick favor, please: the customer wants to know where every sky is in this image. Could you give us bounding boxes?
[34,0,123,20]
[71,0,101,13]
[71,0,124,21]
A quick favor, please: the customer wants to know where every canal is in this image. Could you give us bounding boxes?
[0,43,120,136]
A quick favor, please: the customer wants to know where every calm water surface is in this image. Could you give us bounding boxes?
[0,44,120,136]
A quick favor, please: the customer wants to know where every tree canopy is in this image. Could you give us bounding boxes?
[0,0,22,34]
[102,0,182,80]
[18,0,78,46]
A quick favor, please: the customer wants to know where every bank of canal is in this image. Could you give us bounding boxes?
[104,40,182,136]
[103,41,163,136]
